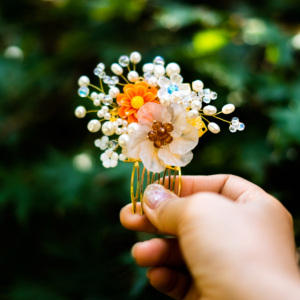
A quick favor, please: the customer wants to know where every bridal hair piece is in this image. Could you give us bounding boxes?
[75,52,244,213]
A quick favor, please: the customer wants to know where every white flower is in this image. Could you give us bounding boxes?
[127,102,199,173]
[157,74,191,104]
[100,149,118,168]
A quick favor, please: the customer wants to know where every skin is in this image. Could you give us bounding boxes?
[120,175,300,300]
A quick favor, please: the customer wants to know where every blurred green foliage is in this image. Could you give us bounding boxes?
[1,0,300,299]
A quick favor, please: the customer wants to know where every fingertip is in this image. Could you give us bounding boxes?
[120,203,160,234]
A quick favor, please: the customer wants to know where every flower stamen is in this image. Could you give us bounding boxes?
[148,120,174,148]
[131,96,144,109]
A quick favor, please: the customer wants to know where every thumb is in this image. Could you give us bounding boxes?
[142,183,186,236]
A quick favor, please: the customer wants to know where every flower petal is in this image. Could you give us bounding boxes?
[158,77,170,88]
[120,98,131,107]
[170,74,183,85]
[118,106,127,118]
[127,126,150,159]
[125,107,136,116]
[143,92,155,103]
[125,88,136,99]
[128,114,138,123]
[168,103,187,137]
[157,88,168,99]
[140,140,166,173]
[169,123,199,154]
[158,145,193,167]
[137,85,146,97]
[136,81,148,89]
[178,83,191,96]
[117,93,127,105]
[137,102,169,126]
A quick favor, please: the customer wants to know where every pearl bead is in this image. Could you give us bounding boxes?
[116,118,122,125]
[102,106,109,113]
[127,71,139,82]
[97,110,104,118]
[105,149,113,156]
[102,160,111,168]
[154,65,165,78]
[160,95,171,106]
[111,63,123,75]
[111,152,119,160]
[192,80,204,92]
[166,63,181,77]
[94,99,101,106]
[100,153,109,161]
[115,128,122,135]
[75,106,86,118]
[148,76,157,87]
[208,122,220,134]
[104,113,111,120]
[190,99,202,110]
[127,123,139,135]
[87,119,101,132]
[110,159,118,168]
[222,104,235,114]
[203,105,217,115]
[118,134,130,147]
[78,76,90,87]
[102,121,115,136]
[109,87,120,98]
[187,109,199,119]
[143,63,154,74]
[130,51,141,64]
[119,154,126,161]
[112,122,118,129]
[91,92,98,100]
[102,136,109,143]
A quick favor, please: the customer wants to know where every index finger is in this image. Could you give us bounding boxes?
[176,174,274,203]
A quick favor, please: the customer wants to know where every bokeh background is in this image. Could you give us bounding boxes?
[1,0,300,299]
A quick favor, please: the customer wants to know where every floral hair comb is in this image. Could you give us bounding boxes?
[75,52,244,213]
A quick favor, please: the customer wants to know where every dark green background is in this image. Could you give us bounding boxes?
[1,0,300,299]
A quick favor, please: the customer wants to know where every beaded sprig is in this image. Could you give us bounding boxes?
[75,52,244,212]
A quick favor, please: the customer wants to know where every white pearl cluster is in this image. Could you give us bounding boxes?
[100,149,119,168]
[75,51,245,169]
[142,56,181,88]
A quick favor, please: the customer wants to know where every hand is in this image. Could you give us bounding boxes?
[120,175,300,300]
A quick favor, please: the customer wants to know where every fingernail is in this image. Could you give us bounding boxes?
[143,184,175,209]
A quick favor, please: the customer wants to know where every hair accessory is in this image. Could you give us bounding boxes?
[75,52,244,213]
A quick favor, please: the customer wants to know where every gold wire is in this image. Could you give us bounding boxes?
[200,112,232,124]
[120,74,130,84]
[99,79,105,94]
[86,110,99,113]
[130,161,140,214]
[89,83,104,93]
[211,115,232,124]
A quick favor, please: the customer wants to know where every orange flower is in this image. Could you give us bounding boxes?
[117,81,158,123]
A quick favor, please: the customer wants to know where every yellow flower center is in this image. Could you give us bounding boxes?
[131,96,144,109]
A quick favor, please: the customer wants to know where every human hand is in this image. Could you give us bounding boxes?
[120,175,300,300]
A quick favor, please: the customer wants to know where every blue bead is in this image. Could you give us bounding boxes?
[167,84,179,94]
[78,86,89,97]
